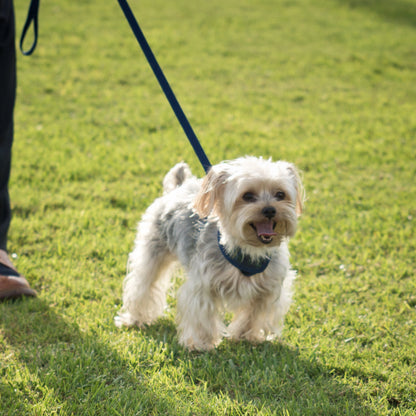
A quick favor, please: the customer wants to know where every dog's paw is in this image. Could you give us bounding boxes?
[228,322,267,343]
[114,312,137,328]
[182,340,217,351]
[179,334,222,351]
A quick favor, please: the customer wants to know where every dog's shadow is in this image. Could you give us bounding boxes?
[2,300,376,415]
[142,320,378,415]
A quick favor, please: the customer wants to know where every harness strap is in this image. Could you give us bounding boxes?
[217,232,270,277]
[116,0,212,173]
[20,0,40,56]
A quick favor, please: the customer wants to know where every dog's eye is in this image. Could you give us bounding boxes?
[275,191,286,201]
[242,192,257,202]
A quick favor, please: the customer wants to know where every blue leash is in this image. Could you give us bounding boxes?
[116,0,212,173]
[117,1,270,276]
[19,0,211,172]
[20,0,40,56]
[20,0,269,276]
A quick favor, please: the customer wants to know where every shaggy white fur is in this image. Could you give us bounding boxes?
[115,157,304,351]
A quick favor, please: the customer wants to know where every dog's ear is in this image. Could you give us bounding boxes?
[287,163,305,216]
[194,167,228,218]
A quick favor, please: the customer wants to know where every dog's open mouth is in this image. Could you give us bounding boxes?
[250,220,277,244]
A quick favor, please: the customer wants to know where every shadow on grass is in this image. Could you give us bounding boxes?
[143,320,379,416]
[1,300,377,415]
[0,299,178,415]
[338,0,416,28]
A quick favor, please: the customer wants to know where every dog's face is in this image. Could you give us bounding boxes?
[194,157,304,250]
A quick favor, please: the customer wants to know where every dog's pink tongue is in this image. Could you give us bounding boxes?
[254,220,276,236]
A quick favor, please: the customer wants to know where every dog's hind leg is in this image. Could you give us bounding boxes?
[115,233,176,328]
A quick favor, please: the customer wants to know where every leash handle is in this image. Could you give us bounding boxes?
[20,0,40,55]
[116,0,212,173]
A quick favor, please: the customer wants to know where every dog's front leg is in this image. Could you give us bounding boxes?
[176,277,224,351]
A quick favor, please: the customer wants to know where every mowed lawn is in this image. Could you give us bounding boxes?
[1,0,415,414]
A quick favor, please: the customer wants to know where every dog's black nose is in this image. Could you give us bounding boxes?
[262,206,276,219]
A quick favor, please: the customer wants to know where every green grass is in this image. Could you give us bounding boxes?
[1,0,415,414]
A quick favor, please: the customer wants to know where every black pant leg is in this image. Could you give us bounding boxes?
[0,0,16,251]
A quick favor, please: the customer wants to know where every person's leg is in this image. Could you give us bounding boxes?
[0,0,37,300]
[0,0,16,251]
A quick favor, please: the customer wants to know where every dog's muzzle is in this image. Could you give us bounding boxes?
[250,220,277,244]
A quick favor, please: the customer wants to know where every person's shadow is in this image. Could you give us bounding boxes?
[1,299,376,415]
[337,0,416,28]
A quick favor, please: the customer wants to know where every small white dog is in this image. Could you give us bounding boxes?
[115,156,304,350]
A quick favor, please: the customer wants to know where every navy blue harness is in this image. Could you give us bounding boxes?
[217,233,270,277]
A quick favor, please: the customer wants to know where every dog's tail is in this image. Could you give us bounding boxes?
[163,162,193,194]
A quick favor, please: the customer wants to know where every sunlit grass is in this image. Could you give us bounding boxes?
[1,0,415,414]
